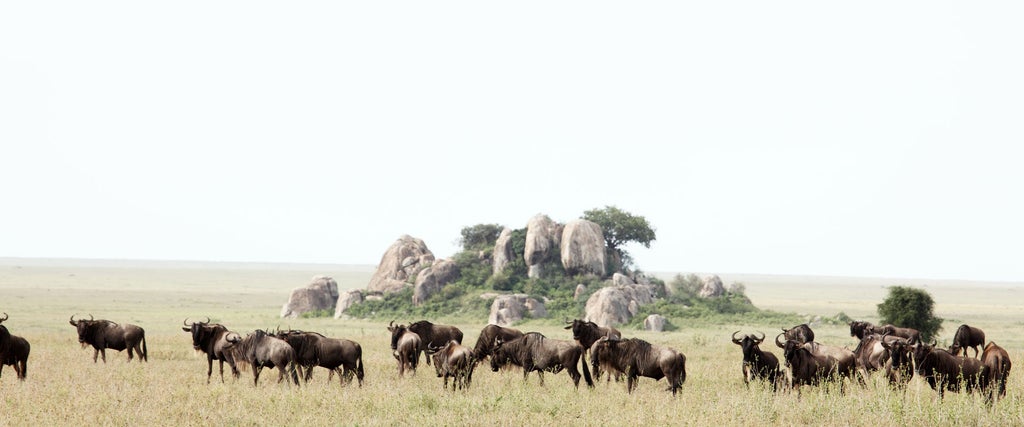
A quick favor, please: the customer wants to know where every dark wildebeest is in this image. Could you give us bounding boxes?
[775,333,858,392]
[591,337,687,396]
[848,320,875,340]
[69,314,147,363]
[980,341,1011,404]
[781,324,815,345]
[0,313,30,381]
[564,318,621,381]
[426,340,476,390]
[225,329,300,386]
[472,324,523,364]
[851,333,907,377]
[912,341,987,398]
[880,337,915,389]
[273,330,364,387]
[387,321,421,377]
[868,324,920,344]
[182,318,240,383]
[406,320,463,366]
[490,332,594,389]
[731,331,780,390]
[949,324,986,358]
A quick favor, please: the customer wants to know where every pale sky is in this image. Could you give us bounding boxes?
[2,2,1022,282]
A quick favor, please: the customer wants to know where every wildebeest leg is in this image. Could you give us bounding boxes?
[100,348,107,363]
[93,348,100,363]
[252,364,262,386]
[303,366,314,383]
[742,364,750,387]
[626,373,637,394]
[208,357,216,384]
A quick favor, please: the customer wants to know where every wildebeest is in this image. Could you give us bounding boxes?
[0,313,30,381]
[472,324,523,364]
[591,337,687,396]
[851,333,906,376]
[273,329,364,387]
[182,318,240,383]
[564,318,621,380]
[880,337,915,389]
[913,341,986,398]
[848,320,874,340]
[69,314,147,363]
[868,324,920,344]
[781,324,815,344]
[387,321,421,377]
[731,331,780,390]
[490,332,594,389]
[980,341,1011,404]
[949,324,986,358]
[426,340,476,390]
[406,320,463,366]
[225,329,300,386]
[775,333,858,392]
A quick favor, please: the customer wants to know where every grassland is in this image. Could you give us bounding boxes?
[1,258,1022,426]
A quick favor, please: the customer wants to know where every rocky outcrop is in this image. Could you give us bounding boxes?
[699,275,725,298]
[584,281,659,327]
[488,294,547,326]
[643,314,667,332]
[280,276,339,318]
[333,289,364,319]
[367,235,435,294]
[492,227,514,276]
[413,258,460,305]
[524,214,562,278]
[612,272,634,287]
[560,219,606,276]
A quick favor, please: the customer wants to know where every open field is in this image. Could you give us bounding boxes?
[1,258,1022,426]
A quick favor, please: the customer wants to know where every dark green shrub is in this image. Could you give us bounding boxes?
[877,286,943,341]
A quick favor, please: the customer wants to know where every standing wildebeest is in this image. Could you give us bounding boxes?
[913,341,987,398]
[388,321,421,377]
[69,314,147,363]
[490,332,594,389]
[225,329,300,386]
[731,331,780,390]
[781,324,815,345]
[406,320,463,366]
[980,341,1011,404]
[949,324,986,358]
[868,324,920,344]
[0,313,30,381]
[564,318,621,381]
[591,337,687,396]
[426,340,476,390]
[182,318,240,383]
[880,338,915,389]
[851,333,907,377]
[775,333,857,392]
[848,320,875,340]
[273,329,364,387]
[472,324,523,364]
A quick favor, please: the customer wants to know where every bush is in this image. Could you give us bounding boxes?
[877,286,943,341]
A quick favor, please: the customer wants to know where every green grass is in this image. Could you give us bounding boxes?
[1,259,1022,426]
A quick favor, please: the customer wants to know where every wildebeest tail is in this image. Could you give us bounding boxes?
[581,349,594,388]
[356,353,365,386]
[288,360,301,386]
[142,334,148,362]
[678,353,687,385]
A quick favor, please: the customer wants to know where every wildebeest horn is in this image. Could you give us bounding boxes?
[183,318,191,326]
[731,331,742,344]
[775,332,785,348]
[754,331,765,343]
[389,319,395,328]
[203,317,210,324]
[0,312,7,323]
[89,314,94,321]
[69,314,77,325]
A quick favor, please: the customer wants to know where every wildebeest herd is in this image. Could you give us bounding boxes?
[0,313,1013,404]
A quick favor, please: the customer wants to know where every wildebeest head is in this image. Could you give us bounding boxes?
[69,314,107,348]
[848,321,873,340]
[881,336,914,371]
[731,331,766,360]
[564,318,619,347]
[911,340,937,373]
[388,320,409,350]
[473,324,523,361]
[182,317,214,350]
[781,324,814,344]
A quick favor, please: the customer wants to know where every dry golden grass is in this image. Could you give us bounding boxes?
[1,259,1022,426]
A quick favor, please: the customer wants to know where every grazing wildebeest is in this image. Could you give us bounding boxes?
[406,320,463,366]
[426,340,476,390]
[182,318,240,383]
[980,341,1011,404]
[949,324,986,358]
[868,324,919,344]
[490,332,594,389]
[848,320,874,340]
[591,337,687,396]
[69,314,147,363]
[387,321,421,377]
[781,324,815,345]
[472,324,523,364]
[273,330,364,387]
[775,333,857,392]
[912,341,986,398]
[731,331,780,390]
[0,313,30,381]
[564,318,621,380]
[225,329,300,387]
[851,333,906,376]
[880,337,915,389]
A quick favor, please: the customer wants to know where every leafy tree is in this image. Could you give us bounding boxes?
[877,286,943,341]
[459,223,504,252]
[581,206,656,273]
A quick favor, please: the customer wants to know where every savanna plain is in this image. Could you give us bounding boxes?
[1,258,1022,426]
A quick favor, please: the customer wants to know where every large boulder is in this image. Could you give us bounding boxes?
[524,214,562,278]
[612,272,634,287]
[280,276,339,318]
[488,294,547,326]
[584,281,660,327]
[643,314,667,332]
[699,275,725,298]
[413,258,460,305]
[492,227,514,276]
[560,219,606,276]
[333,289,364,319]
[367,235,435,294]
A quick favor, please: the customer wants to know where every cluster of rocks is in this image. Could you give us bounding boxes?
[280,276,339,319]
[494,214,606,278]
